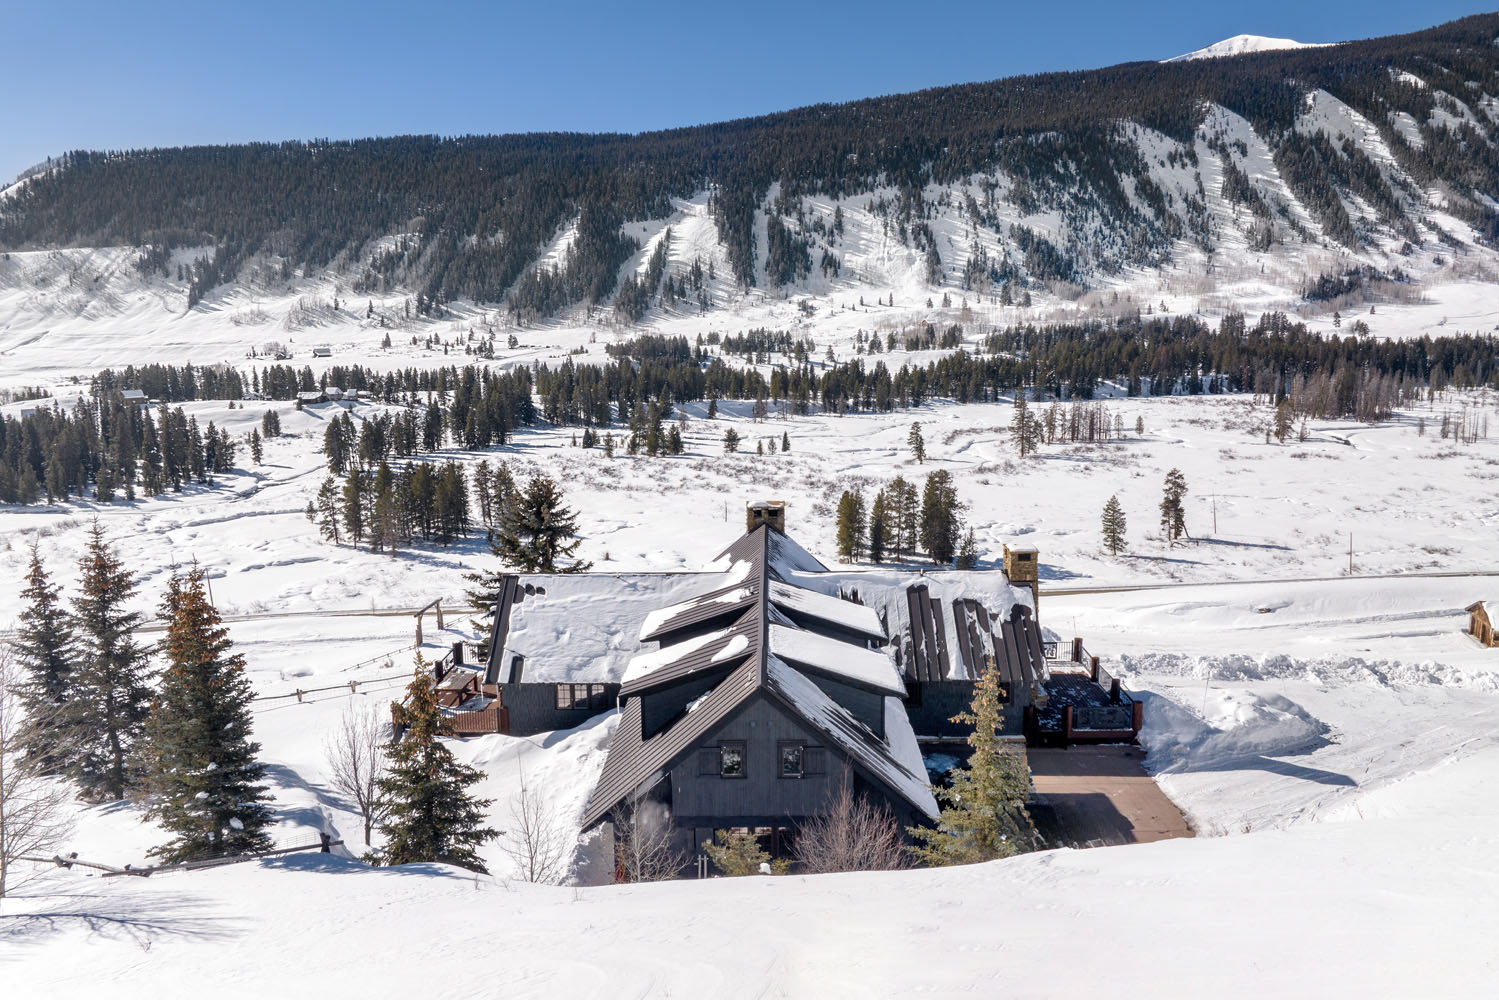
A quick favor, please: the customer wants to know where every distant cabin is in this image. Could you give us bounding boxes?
[120,389,148,405]
[311,346,333,358]
[324,387,344,401]
[1466,600,1496,647]
[296,390,326,405]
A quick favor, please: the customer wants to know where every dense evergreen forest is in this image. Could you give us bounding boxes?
[2,16,1495,317]
[4,309,1494,508]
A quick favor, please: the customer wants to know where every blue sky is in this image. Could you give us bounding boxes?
[1,1,1489,184]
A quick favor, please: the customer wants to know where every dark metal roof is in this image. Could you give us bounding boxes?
[580,659,761,829]
[582,524,932,828]
[636,578,760,643]
[617,612,760,698]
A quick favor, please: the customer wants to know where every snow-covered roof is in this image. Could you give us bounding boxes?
[637,574,756,642]
[620,624,753,686]
[768,624,904,696]
[583,524,950,827]
[767,580,885,640]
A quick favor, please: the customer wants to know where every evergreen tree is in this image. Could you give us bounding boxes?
[1011,394,1039,457]
[781,431,790,453]
[909,661,1033,865]
[955,527,979,570]
[704,829,773,876]
[1102,494,1128,556]
[1273,399,1294,443]
[378,665,496,872]
[723,428,740,453]
[491,476,589,573]
[248,428,263,465]
[919,470,963,565]
[907,421,925,463]
[835,489,866,561]
[67,521,153,801]
[261,409,281,438]
[13,541,80,772]
[341,471,368,543]
[314,475,342,543]
[867,489,889,564]
[1160,468,1188,545]
[143,565,274,862]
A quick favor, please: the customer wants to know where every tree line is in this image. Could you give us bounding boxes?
[5,16,1494,312]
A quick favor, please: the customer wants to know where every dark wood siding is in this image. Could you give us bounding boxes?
[498,682,619,736]
[668,696,848,823]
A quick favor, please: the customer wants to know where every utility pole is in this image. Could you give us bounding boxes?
[1349,533,1354,576]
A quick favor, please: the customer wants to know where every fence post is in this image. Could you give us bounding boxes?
[1131,701,1144,735]
[436,599,444,630]
[320,833,331,853]
[1090,656,1100,682]
[295,688,303,703]
[1109,678,1120,705]
[1062,705,1073,744]
[1072,637,1083,662]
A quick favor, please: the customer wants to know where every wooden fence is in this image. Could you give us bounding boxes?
[21,834,343,879]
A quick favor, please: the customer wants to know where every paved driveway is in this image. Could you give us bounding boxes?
[1028,745,1193,847]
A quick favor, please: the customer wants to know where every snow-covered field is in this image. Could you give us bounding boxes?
[3,230,1499,995]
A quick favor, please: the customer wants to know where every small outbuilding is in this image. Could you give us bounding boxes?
[1466,600,1496,647]
[312,346,333,358]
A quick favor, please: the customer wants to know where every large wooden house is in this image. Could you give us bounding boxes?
[578,522,938,861]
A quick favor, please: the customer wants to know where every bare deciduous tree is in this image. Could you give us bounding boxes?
[796,770,908,874]
[323,701,391,846]
[611,794,685,883]
[498,769,568,884]
[1,643,73,898]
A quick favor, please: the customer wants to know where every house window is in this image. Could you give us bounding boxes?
[557,683,610,710]
[779,742,805,778]
[719,742,745,778]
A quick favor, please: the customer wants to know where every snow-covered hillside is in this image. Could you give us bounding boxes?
[1164,34,1331,62]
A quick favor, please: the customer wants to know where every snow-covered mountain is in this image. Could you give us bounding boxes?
[0,14,1495,344]
[1163,33,1331,62]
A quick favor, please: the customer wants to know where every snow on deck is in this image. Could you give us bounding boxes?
[768,624,904,695]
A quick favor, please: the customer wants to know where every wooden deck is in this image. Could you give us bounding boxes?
[1027,746,1193,848]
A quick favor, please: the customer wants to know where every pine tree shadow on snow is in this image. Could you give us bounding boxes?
[0,888,241,953]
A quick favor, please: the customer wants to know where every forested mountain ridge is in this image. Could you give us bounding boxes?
[2,14,1497,322]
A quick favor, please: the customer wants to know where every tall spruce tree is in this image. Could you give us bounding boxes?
[919,470,963,566]
[1101,494,1128,556]
[867,489,889,563]
[907,421,926,463]
[491,476,590,574]
[13,541,80,773]
[1160,468,1188,545]
[909,661,1033,865]
[378,665,496,872]
[835,489,866,561]
[68,521,153,801]
[143,565,274,862]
